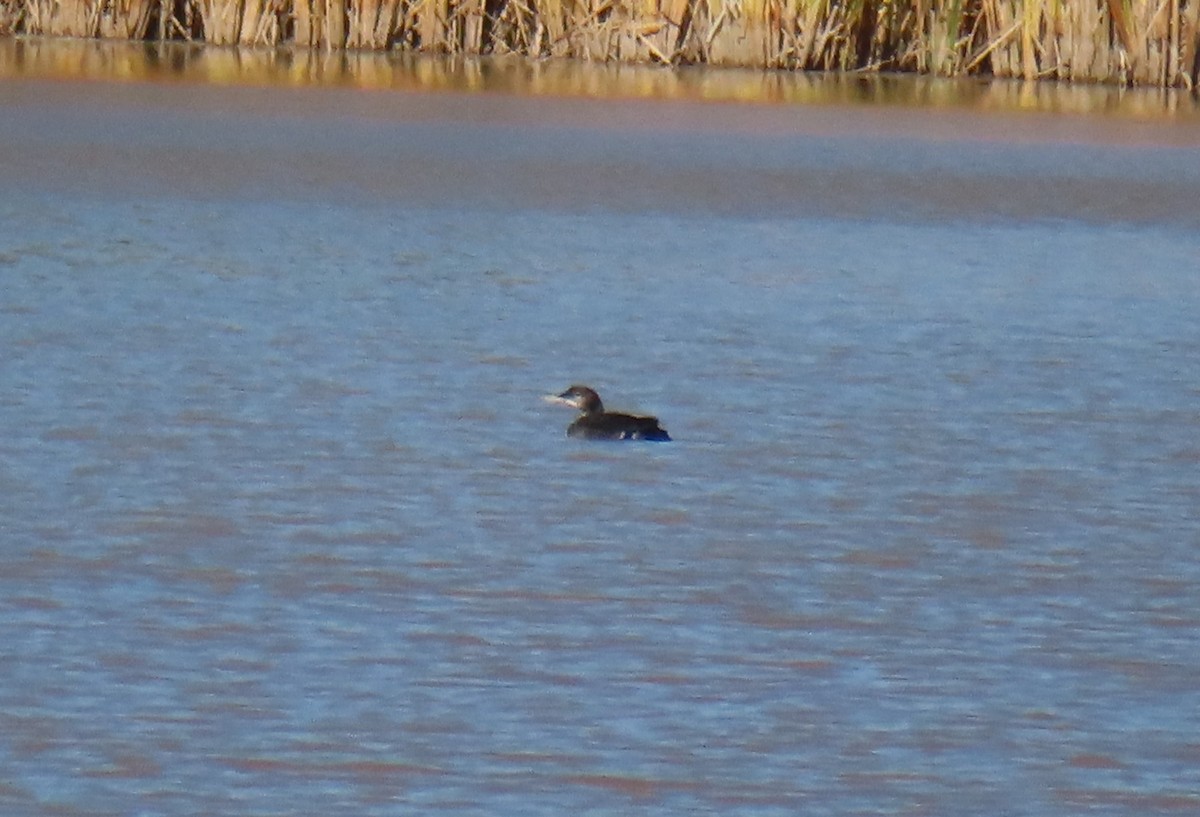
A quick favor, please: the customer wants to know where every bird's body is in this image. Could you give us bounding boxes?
[546,385,671,442]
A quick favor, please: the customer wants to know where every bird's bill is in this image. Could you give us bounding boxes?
[543,391,581,408]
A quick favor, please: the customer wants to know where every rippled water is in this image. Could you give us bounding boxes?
[2,72,1200,816]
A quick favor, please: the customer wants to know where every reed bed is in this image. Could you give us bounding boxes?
[2,0,1198,87]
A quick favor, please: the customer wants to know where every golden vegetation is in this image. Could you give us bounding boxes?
[1,0,1198,87]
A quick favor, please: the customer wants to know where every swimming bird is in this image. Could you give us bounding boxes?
[545,385,671,441]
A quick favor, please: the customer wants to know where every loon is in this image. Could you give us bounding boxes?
[546,385,671,441]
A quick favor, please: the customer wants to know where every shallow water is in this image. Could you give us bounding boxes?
[8,35,1200,118]
[2,60,1200,816]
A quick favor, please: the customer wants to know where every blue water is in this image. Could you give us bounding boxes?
[2,76,1200,816]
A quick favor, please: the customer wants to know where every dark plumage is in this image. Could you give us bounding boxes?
[545,385,671,442]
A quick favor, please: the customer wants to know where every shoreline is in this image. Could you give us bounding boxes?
[2,0,1199,89]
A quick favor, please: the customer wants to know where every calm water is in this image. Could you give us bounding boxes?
[2,68,1200,816]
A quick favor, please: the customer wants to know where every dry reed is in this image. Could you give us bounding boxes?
[3,0,1199,87]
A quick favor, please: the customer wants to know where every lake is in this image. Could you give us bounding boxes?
[2,42,1200,816]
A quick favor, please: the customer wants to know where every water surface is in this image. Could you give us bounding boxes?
[2,58,1200,817]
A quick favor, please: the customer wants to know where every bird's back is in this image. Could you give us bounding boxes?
[569,412,671,441]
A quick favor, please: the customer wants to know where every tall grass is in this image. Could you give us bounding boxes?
[2,0,1198,86]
